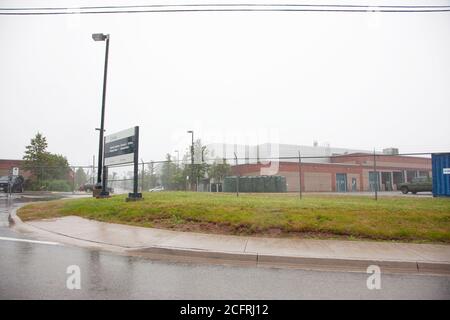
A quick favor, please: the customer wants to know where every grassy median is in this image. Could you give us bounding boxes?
[17,192,450,243]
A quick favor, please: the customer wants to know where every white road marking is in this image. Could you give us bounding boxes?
[0,236,61,246]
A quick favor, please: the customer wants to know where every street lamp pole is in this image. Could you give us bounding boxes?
[92,33,110,188]
[187,130,194,191]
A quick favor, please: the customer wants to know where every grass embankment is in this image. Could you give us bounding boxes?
[17,192,450,243]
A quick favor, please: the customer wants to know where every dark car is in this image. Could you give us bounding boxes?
[398,177,432,194]
[0,175,24,193]
[78,183,95,192]
[79,183,114,193]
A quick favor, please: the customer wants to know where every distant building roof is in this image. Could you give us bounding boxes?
[206,143,374,164]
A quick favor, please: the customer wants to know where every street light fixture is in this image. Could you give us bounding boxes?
[92,33,110,196]
[92,33,108,41]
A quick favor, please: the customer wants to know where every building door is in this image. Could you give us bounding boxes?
[381,172,393,191]
[369,172,380,191]
[351,178,357,192]
[336,173,347,192]
[393,172,404,191]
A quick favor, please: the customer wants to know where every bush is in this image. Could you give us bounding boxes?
[24,179,72,192]
[45,180,72,192]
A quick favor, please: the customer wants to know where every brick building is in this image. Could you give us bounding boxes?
[0,159,31,178]
[218,144,432,192]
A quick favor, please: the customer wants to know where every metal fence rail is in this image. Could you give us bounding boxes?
[2,151,443,200]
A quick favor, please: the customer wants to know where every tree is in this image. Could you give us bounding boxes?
[23,132,48,161]
[184,139,209,190]
[44,153,70,180]
[160,154,178,190]
[208,159,231,184]
[75,168,88,189]
[23,132,70,183]
[23,132,49,180]
[147,162,158,189]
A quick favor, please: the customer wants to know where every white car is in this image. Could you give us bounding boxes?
[149,186,165,192]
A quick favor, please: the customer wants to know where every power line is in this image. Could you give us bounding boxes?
[2,3,450,11]
[1,4,449,15]
[1,9,449,16]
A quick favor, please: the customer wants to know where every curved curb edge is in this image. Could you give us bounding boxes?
[10,206,450,275]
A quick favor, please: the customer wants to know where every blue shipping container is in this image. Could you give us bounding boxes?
[432,153,450,197]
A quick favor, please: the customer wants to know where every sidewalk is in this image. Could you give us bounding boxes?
[12,213,450,275]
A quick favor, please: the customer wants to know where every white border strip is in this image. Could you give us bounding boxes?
[0,236,61,246]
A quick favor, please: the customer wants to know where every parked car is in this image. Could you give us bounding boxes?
[79,183,114,193]
[149,186,164,192]
[398,177,432,194]
[0,175,24,193]
[78,183,94,192]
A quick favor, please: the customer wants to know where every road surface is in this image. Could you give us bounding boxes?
[0,193,449,299]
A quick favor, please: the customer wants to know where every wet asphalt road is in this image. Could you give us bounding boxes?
[0,194,449,300]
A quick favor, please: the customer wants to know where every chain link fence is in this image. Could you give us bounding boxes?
[1,151,440,200]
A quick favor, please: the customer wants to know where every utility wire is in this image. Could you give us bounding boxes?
[2,3,450,11]
[1,9,449,16]
[1,3,449,15]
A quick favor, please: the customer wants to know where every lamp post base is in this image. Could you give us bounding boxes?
[94,183,110,198]
[97,191,110,199]
[93,185,102,198]
[126,192,143,202]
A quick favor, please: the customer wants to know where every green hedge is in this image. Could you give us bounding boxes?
[223,175,287,193]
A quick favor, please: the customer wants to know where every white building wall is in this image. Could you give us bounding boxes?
[206,143,371,164]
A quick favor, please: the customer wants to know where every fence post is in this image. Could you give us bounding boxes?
[8,167,12,197]
[298,151,302,199]
[92,155,95,185]
[72,166,75,194]
[150,161,154,190]
[373,149,378,201]
[234,152,239,197]
[141,159,145,192]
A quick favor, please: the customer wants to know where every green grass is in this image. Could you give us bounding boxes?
[17,192,450,243]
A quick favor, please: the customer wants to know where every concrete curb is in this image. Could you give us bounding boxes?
[128,246,259,266]
[257,254,421,273]
[9,203,25,224]
[10,207,450,275]
[128,246,450,275]
[10,206,128,253]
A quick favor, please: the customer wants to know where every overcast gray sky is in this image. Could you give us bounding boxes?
[1,0,450,165]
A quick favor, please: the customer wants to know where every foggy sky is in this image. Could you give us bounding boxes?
[1,0,450,165]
